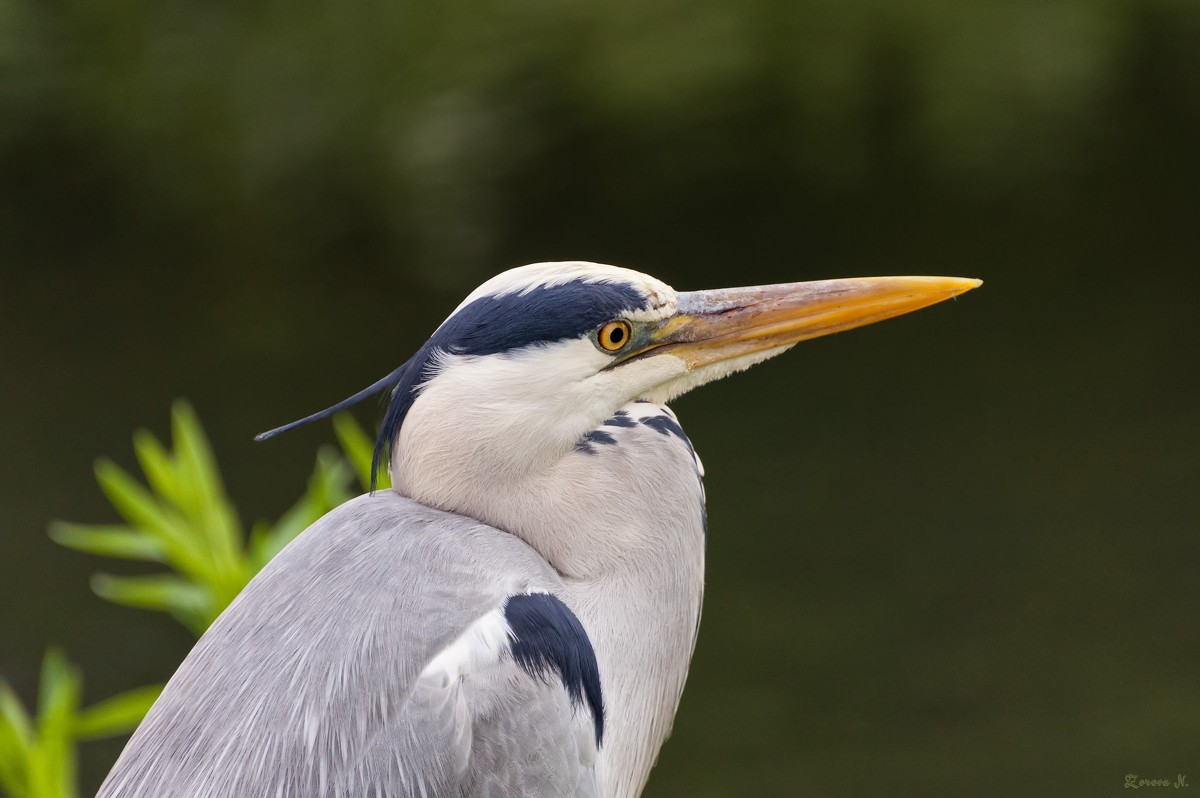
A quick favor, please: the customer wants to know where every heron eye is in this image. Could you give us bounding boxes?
[597,320,632,352]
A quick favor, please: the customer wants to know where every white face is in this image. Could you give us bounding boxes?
[420,336,689,441]
[409,261,798,463]
[407,263,693,473]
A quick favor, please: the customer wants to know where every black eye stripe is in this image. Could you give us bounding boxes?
[441,281,649,356]
[372,281,651,480]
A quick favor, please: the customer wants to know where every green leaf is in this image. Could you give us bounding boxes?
[93,459,175,538]
[35,651,80,736]
[31,650,80,798]
[250,446,354,569]
[73,685,162,741]
[0,656,160,798]
[48,523,165,562]
[0,681,31,798]
[170,401,229,519]
[93,459,204,576]
[333,413,389,491]
[332,412,373,490]
[168,402,245,592]
[0,680,34,749]
[93,458,218,585]
[132,429,184,508]
[54,401,363,638]
[91,574,212,634]
[0,717,29,798]
[0,679,33,798]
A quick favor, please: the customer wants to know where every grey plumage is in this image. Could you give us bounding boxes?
[100,403,704,798]
[96,262,978,798]
[102,493,601,797]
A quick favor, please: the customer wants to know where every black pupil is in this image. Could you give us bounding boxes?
[609,326,625,345]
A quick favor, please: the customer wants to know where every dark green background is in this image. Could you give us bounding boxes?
[2,1,1198,795]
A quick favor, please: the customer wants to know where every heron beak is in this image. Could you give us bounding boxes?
[634,275,982,369]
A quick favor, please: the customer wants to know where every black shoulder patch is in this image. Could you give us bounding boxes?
[504,593,605,746]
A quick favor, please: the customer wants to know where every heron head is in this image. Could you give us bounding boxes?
[258,261,979,491]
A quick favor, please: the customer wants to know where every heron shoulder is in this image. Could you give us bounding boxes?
[98,493,605,797]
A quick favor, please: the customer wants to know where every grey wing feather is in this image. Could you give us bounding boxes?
[98,492,599,798]
[344,659,599,798]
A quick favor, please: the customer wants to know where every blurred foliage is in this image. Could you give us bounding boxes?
[49,401,368,635]
[0,651,160,798]
[0,404,380,795]
[332,412,392,495]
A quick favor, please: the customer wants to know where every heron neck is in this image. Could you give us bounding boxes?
[392,401,707,796]
[563,546,704,798]
[498,441,705,798]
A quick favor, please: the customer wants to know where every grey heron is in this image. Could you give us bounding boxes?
[97,261,980,798]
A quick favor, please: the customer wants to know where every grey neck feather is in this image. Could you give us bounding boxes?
[392,402,706,798]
